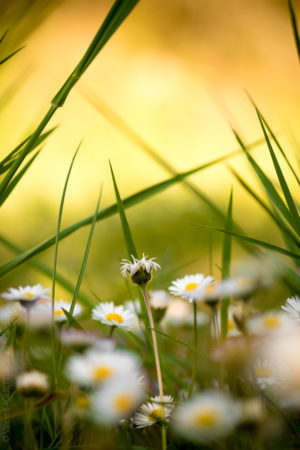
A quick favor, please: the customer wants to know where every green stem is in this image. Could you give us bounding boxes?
[187,301,198,398]
[161,423,167,450]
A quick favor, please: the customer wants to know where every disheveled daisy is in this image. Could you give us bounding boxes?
[171,391,240,443]
[16,370,49,399]
[66,349,140,387]
[120,254,161,285]
[253,359,285,390]
[92,301,138,329]
[133,395,174,428]
[247,311,295,336]
[91,378,144,424]
[168,274,214,303]
[1,284,50,308]
[281,296,300,321]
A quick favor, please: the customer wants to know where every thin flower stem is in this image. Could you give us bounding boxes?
[141,287,164,401]
[212,302,220,341]
[187,301,198,398]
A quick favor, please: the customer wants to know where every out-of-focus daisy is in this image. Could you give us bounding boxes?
[217,306,241,338]
[1,284,50,308]
[59,329,102,349]
[16,370,49,399]
[91,379,144,424]
[162,299,209,327]
[133,395,174,428]
[247,311,294,336]
[124,299,141,315]
[121,254,161,286]
[253,359,284,390]
[66,349,140,387]
[171,391,240,443]
[281,296,300,321]
[0,303,22,323]
[150,290,172,309]
[168,274,214,303]
[92,301,138,330]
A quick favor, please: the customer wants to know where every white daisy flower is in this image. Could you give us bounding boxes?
[124,299,141,315]
[66,349,140,387]
[59,329,101,348]
[169,274,214,303]
[91,378,144,424]
[281,296,300,321]
[1,284,50,307]
[171,391,240,443]
[162,299,209,327]
[253,359,285,390]
[0,303,22,323]
[150,290,172,309]
[247,311,295,336]
[133,395,174,428]
[92,301,138,329]
[16,370,49,399]
[120,254,161,285]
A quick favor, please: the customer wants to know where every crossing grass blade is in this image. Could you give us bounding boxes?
[220,189,233,339]
[0,160,226,277]
[228,166,300,248]
[288,0,300,61]
[199,225,300,260]
[0,234,95,307]
[232,128,294,225]
[0,0,140,202]
[150,327,207,356]
[0,45,25,65]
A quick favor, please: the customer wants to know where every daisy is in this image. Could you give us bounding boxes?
[1,284,50,308]
[120,254,161,285]
[253,359,284,390]
[281,296,300,321]
[0,303,22,323]
[91,379,144,424]
[59,329,101,349]
[247,311,295,336]
[16,370,49,399]
[150,290,172,309]
[168,274,214,303]
[171,391,240,443]
[133,395,174,428]
[66,349,140,387]
[92,301,138,329]
[162,299,209,327]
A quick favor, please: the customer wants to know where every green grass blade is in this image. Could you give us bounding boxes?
[0,234,94,307]
[228,166,300,248]
[0,161,222,277]
[232,128,293,225]
[220,190,233,339]
[61,308,83,329]
[150,327,207,356]
[201,225,300,260]
[288,0,300,61]
[66,188,102,327]
[255,108,300,235]
[0,45,25,65]
[0,29,9,45]
[0,150,40,206]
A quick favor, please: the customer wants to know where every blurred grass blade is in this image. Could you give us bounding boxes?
[0,161,221,277]
[0,45,25,65]
[52,142,81,306]
[67,188,102,327]
[202,226,300,260]
[228,166,300,248]
[0,234,94,307]
[288,0,300,61]
[0,0,140,203]
[255,109,300,236]
[151,327,207,356]
[220,189,233,339]
[232,128,293,225]
[0,29,9,44]
[61,308,83,329]
[0,150,40,206]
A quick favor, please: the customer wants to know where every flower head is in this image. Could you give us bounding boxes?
[253,359,286,390]
[2,284,50,307]
[16,370,49,399]
[133,395,174,428]
[92,301,138,330]
[281,296,300,321]
[171,391,240,443]
[120,254,161,286]
[168,274,214,303]
[247,311,295,336]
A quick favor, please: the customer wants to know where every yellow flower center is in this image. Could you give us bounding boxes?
[255,365,273,378]
[24,292,34,300]
[75,396,90,409]
[113,393,134,413]
[263,315,280,329]
[106,312,123,323]
[228,318,234,331]
[149,407,163,421]
[185,283,198,291]
[205,284,216,295]
[193,408,219,428]
[54,310,64,316]
[92,366,113,381]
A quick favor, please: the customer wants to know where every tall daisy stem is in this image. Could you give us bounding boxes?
[187,301,198,398]
[212,302,220,341]
[141,287,164,401]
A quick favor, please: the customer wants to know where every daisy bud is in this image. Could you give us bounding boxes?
[16,370,49,399]
[120,254,161,287]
